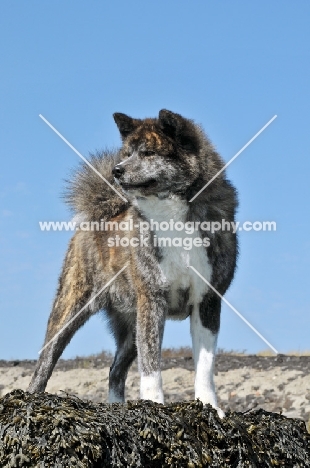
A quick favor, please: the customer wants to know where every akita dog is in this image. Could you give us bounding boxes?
[28,110,238,417]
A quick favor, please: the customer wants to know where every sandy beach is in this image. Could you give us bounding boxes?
[1,351,309,425]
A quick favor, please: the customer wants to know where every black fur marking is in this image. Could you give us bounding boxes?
[199,293,221,334]
[168,287,192,319]
[158,109,200,153]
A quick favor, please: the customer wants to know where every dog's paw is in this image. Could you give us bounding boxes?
[140,372,164,404]
[214,406,225,419]
[198,398,226,418]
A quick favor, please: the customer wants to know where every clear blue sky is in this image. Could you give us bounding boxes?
[1,2,309,359]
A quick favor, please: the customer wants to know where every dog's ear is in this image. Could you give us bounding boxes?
[158,109,182,140]
[158,109,200,153]
[113,113,140,140]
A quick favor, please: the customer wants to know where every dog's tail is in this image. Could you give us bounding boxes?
[63,149,130,222]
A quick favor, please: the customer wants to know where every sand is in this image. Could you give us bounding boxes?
[1,353,309,423]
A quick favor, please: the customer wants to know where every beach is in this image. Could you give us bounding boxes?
[1,351,309,424]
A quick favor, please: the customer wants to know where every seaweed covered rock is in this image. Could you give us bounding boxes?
[0,390,309,467]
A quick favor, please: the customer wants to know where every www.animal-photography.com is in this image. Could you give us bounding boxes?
[1,2,310,466]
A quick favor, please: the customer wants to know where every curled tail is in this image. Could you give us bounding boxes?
[64,149,130,222]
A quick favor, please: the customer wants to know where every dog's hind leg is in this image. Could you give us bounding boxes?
[190,292,225,417]
[28,236,101,393]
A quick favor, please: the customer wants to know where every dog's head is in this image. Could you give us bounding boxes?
[112,110,203,198]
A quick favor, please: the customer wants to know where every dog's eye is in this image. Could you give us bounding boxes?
[141,150,156,156]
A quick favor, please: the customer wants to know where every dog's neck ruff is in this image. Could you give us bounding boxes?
[135,194,188,224]
[135,193,212,320]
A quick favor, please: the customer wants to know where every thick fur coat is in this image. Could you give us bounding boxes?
[28,110,238,416]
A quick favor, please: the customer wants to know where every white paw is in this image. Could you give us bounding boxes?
[198,398,225,418]
[140,371,164,403]
[214,406,225,419]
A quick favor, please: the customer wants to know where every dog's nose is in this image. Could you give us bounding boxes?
[112,165,125,178]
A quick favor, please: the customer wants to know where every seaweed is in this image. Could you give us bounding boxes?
[0,390,309,467]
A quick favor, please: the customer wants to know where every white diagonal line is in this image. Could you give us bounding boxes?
[189,265,279,354]
[39,114,128,203]
[38,264,128,354]
[189,115,277,202]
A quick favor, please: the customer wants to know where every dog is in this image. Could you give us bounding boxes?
[28,109,238,417]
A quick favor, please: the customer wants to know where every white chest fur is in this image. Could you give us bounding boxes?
[136,195,212,316]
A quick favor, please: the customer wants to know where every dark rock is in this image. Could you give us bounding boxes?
[1,390,309,467]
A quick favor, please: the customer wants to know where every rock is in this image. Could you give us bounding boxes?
[0,389,309,467]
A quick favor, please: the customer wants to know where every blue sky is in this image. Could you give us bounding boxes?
[1,2,309,359]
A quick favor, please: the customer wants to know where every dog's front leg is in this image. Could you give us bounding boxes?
[136,290,167,403]
[130,225,168,404]
[191,292,225,418]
